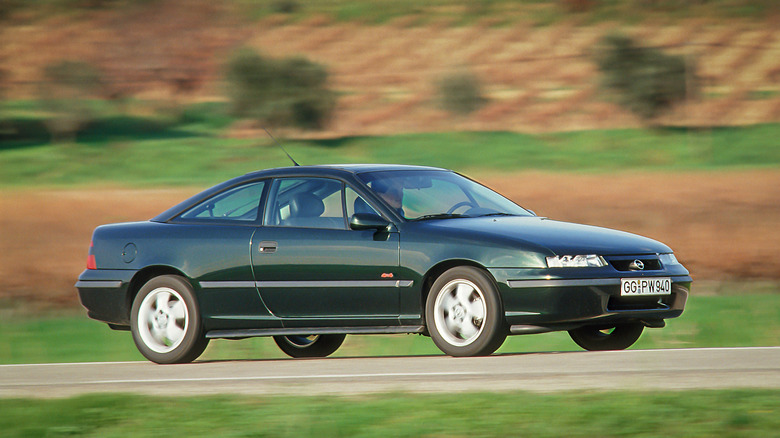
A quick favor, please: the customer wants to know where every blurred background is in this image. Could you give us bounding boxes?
[1,0,778,363]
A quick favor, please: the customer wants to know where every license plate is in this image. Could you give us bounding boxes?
[620,278,672,296]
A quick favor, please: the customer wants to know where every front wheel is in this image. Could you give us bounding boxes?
[425,266,507,357]
[273,334,346,358]
[130,275,209,364]
[568,323,644,351]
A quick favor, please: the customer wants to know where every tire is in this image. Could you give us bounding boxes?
[568,323,644,351]
[273,334,346,358]
[130,275,209,364]
[425,266,507,357]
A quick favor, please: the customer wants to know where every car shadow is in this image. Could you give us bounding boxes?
[193,350,574,364]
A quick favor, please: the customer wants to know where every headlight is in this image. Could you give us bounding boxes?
[659,253,679,266]
[546,255,607,268]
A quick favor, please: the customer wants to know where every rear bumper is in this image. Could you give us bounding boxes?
[76,269,137,325]
[491,270,691,329]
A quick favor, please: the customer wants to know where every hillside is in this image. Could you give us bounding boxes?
[2,1,779,307]
[2,1,780,136]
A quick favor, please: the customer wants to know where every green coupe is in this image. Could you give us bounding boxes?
[77,165,691,364]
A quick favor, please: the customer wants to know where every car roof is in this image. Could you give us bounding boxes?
[242,164,447,179]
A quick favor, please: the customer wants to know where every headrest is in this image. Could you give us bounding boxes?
[290,193,325,217]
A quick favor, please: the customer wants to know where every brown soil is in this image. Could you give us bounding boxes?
[2,170,778,307]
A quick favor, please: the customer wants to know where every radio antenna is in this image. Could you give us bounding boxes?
[263,127,299,166]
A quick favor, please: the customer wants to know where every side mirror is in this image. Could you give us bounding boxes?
[527,209,537,216]
[350,213,391,231]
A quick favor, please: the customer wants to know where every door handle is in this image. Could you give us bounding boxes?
[258,241,278,253]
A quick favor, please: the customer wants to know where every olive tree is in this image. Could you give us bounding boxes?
[39,60,103,142]
[225,48,336,131]
[595,34,693,122]
[435,69,488,116]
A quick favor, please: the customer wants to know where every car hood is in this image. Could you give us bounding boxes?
[418,216,671,256]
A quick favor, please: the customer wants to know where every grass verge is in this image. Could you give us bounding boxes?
[2,294,778,364]
[1,390,778,437]
[2,113,779,188]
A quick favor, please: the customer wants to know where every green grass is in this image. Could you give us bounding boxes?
[2,294,777,364]
[21,0,772,25]
[747,89,780,100]
[243,0,780,25]
[0,390,778,437]
[2,102,779,188]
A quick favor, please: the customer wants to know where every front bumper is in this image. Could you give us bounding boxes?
[490,268,691,330]
[76,269,137,325]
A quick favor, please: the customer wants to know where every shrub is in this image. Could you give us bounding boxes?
[272,0,299,14]
[39,60,104,142]
[0,68,7,100]
[560,0,595,13]
[225,48,336,131]
[0,68,9,137]
[0,1,21,21]
[595,34,693,122]
[436,70,488,116]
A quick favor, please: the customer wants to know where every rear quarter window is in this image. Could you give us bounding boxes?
[178,181,266,222]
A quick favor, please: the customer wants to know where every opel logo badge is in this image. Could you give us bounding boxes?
[629,259,645,270]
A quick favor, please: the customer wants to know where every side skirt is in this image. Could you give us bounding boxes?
[509,324,575,335]
[206,325,426,339]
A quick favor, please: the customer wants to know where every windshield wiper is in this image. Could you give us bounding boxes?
[478,212,516,217]
[412,213,467,221]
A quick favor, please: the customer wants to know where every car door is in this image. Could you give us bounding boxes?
[252,177,402,326]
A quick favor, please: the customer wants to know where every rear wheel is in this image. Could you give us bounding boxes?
[131,275,209,364]
[425,266,507,357]
[568,323,644,351]
[273,334,346,358]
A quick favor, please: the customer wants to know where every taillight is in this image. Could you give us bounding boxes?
[86,241,96,269]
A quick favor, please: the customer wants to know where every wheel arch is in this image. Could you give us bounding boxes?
[420,259,498,321]
[126,266,190,320]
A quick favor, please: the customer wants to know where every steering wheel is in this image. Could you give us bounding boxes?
[446,201,475,214]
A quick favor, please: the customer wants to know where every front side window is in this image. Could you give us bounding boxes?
[264,178,346,229]
[345,185,380,218]
[178,181,266,222]
[358,170,531,220]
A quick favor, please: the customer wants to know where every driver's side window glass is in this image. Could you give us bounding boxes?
[178,181,266,222]
[265,178,346,229]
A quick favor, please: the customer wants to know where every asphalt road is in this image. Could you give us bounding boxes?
[2,347,778,398]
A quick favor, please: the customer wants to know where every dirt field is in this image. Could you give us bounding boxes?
[2,170,778,307]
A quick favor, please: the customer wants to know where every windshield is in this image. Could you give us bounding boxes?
[358,170,532,220]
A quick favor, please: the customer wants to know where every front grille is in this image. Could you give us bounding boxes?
[608,257,662,272]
